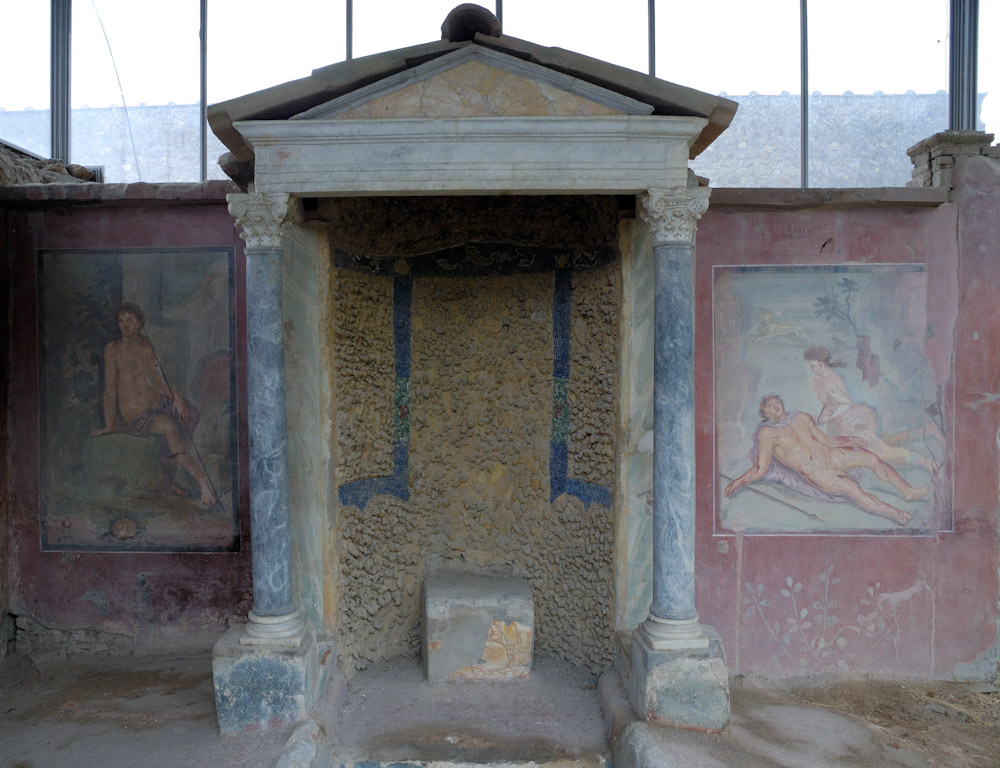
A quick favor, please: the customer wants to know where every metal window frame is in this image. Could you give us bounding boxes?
[50,0,71,163]
[950,0,979,131]
[47,0,983,185]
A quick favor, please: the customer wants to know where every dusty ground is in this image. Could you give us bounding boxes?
[783,677,1000,768]
[333,654,608,766]
[0,651,287,768]
[2,648,998,768]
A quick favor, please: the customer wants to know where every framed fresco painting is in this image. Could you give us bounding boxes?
[715,264,951,536]
[37,248,240,552]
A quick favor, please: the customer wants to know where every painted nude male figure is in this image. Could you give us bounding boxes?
[724,394,929,525]
[91,303,217,505]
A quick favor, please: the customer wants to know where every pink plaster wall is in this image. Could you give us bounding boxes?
[695,168,1000,678]
[3,187,253,650]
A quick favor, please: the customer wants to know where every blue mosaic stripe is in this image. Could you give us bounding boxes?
[333,244,615,277]
[394,377,410,443]
[338,444,409,508]
[550,269,571,502]
[551,377,569,443]
[549,440,567,501]
[549,268,612,508]
[393,276,412,379]
[567,478,612,508]
[337,276,412,508]
[552,269,572,379]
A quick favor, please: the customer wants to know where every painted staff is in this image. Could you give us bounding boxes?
[719,472,822,521]
[143,320,222,509]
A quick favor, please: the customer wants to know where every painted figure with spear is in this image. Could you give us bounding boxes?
[91,302,218,506]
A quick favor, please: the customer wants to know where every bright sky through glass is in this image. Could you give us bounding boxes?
[0,1,994,147]
[0,1,49,111]
[70,0,200,109]
[809,0,949,96]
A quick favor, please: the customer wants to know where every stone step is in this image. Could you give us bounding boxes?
[322,655,609,768]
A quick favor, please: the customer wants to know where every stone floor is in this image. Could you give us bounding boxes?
[0,651,286,768]
[330,654,608,766]
[1,649,996,768]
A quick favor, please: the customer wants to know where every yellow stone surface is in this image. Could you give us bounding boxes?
[449,620,533,680]
[333,60,626,119]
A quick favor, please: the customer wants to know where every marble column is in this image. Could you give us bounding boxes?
[615,186,728,731]
[213,192,326,733]
[636,186,711,650]
[228,191,304,645]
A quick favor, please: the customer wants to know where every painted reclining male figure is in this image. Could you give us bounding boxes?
[724,394,929,525]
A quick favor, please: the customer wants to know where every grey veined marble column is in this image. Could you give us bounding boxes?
[636,186,711,650]
[228,191,305,645]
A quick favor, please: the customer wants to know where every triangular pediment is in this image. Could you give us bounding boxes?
[293,46,655,120]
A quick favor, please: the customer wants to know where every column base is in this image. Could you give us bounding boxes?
[241,607,306,646]
[638,613,710,650]
[617,625,729,732]
[212,624,327,733]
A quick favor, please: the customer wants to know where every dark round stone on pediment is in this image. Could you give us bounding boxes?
[441,4,502,42]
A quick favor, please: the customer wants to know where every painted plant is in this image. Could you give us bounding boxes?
[743,565,932,673]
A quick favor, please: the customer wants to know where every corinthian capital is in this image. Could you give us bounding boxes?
[227,192,299,250]
[638,187,711,244]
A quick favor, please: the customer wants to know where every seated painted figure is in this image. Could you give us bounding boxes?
[90,303,217,506]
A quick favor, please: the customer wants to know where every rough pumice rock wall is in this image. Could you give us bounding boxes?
[326,197,622,675]
[570,266,619,489]
[331,269,396,485]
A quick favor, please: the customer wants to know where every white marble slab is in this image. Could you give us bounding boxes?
[235,116,706,196]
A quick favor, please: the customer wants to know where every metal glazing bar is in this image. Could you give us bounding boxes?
[200,0,208,181]
[800,0,808,188]
[950,0,979,130]
[346,0,353,60]
[51,0,71,162]
[648,0,655,77]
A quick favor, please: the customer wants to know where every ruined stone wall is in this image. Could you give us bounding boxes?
[325,197,622,674]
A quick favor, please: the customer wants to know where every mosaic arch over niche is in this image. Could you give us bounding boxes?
[715,263,952,536]
[37,248,240,552]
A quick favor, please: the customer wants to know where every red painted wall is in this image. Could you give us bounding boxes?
[695,164,1000,678]
[3,185,253,650]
